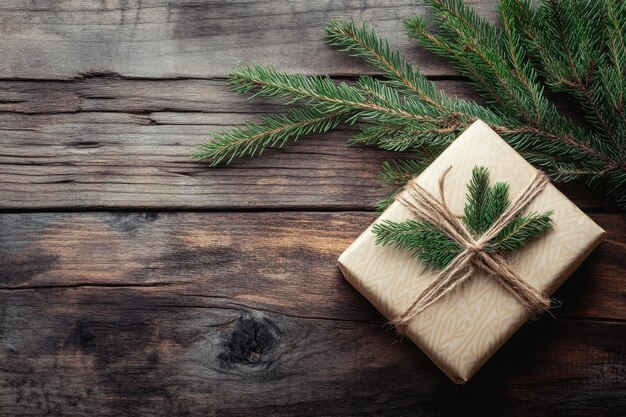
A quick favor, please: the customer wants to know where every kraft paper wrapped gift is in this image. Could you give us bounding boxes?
[337,120,605,384]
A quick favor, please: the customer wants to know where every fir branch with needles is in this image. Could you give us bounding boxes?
[373,218,461,270]
[195,0,626,211]
[371,166,554,269]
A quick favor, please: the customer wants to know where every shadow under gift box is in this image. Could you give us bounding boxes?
[337,119,606,384]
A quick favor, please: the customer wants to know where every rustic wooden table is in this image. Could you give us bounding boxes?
[0,1,624,416]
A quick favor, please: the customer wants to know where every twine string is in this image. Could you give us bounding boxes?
[393,168,550,333]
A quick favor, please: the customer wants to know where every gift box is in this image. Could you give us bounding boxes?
[337,119,605,384]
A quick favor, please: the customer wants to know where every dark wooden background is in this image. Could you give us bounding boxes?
[0,1,624,416]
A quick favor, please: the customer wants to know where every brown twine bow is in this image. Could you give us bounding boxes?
[392,166,551,333]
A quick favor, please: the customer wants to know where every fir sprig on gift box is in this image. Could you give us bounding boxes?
[372,166,554,270]
[194,0,626,210]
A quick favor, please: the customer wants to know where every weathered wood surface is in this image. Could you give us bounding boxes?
[1,212,624,320]
[0,1,495,80]
[0,0,624,415]
[0,77,610,211]
[0,212,624,416]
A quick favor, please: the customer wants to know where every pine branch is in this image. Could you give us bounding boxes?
[533,0,626,158]
[484,182,511,228]
[372,219,461,270]
[503,0,542,65]
[487,211,554,253]
[463,166,492,236]
[462,167,513,237]
[376,122,460,152]
[324,19,447,109]
[536,2,618,143]
[228,65,432,124]
[406,1,589,147]
[325,18,509,126]
[347,124,404,146]
[198,1,626,210]
[193,106,351,165]
[405,0,626,206]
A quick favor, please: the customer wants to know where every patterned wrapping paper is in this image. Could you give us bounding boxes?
[337,120,605,384]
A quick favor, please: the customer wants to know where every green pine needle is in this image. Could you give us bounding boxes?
[197,0,626,211]
[487,211,554,253]
[192,106,351,165]
[372,166,553,270]
[484,182,511,230]
[463,166,492,236]
[372,219,461,270]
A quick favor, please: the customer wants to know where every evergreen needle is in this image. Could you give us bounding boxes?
[197,0,626,211]
[372,166,554,269]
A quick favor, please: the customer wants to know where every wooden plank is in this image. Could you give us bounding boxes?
[0,0,497,80]
[0,212,624,415]
[0,77,290,114]
[0,78,610,211]
[1,212,623,321]
[0,289,623,416]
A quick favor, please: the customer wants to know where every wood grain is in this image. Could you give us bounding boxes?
[1,288,623,416]
[1,0,624,415]
[1,211,624,321]
[0,77,610,211]
[0,0,496,80]
[0,212,624,416]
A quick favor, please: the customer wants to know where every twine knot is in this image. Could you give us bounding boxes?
[466,239,486,252]
[391,166,551,331]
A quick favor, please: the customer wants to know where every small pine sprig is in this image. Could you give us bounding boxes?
[373,219,460,270]
[486,211,554,253]
[372,166,554,269]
